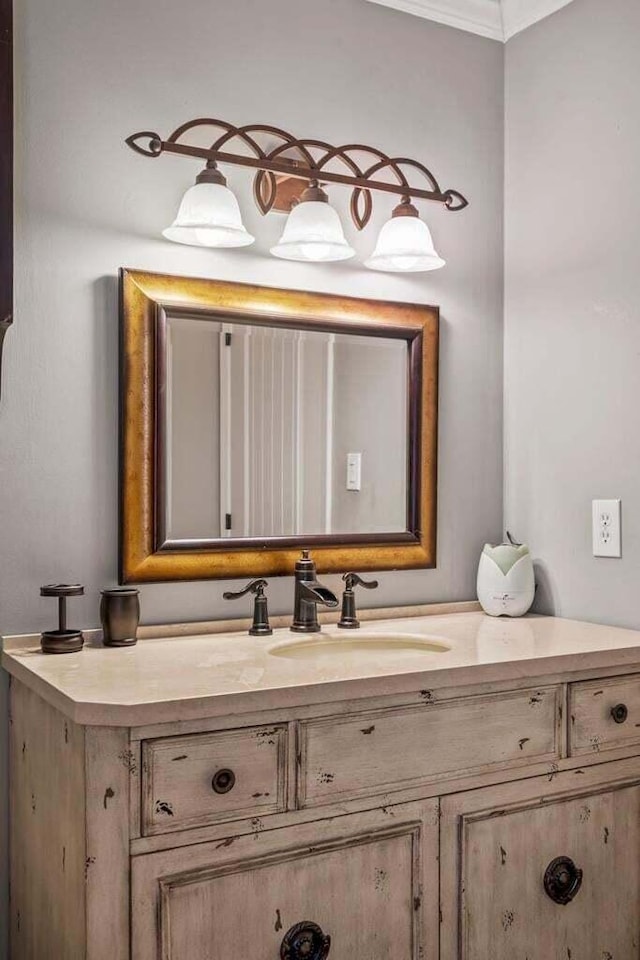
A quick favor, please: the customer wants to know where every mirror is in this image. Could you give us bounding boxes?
[164,317,408,541]
[120,270,438,582]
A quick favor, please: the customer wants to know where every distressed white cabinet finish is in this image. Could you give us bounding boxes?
[569,673,640,756]
[132,800,439,960]
[141,724,288,834]
[440,760,640,959]
[10,684,130,960]
[299,685,561,807]
[8,612,640,960]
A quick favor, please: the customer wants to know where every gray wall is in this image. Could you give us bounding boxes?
[332,337,407,534]
[0,0,505,950]
[168,319,221,539]
[504,0,640,628]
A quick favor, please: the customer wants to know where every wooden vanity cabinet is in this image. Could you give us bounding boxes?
[9,669,640,960]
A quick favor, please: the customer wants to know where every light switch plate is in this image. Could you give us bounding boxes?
[346,452,362,491]
[592,499,621,558]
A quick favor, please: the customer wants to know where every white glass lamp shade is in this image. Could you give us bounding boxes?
[163,181,255,248]
[364,211,445,272]
[271,195,355,263]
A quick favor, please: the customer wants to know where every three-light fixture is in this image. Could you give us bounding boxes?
[126,117,468,272]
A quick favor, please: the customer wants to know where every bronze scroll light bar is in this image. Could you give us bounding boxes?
[125,118,469,230]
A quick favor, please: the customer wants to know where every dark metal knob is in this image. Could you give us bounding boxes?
[543,856,583,905]
[280,922,331,960]
[611,703,628,724]
[211,768,236,795]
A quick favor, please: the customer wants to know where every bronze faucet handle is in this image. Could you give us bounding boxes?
[223,579,268,601]
[223,579,273,637]
[342,572,379,592]
[338,573,379,629]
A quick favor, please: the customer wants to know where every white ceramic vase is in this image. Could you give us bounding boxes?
[476,542,535,617]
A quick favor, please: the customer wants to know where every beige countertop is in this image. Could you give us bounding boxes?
[3,611,640,727]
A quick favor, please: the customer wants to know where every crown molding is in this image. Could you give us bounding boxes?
[501,0,576,39]
[365,0,503,40]
[365,0,577,42]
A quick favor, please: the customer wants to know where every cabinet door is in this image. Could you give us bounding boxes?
[133,799,438,960]
[440,758,640,959]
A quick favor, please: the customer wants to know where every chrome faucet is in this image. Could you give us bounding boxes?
[291,550,339,633]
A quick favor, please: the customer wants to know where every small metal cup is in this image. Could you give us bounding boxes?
[100,588,140,647]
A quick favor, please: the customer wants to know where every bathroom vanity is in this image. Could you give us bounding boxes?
[5,607,640,959]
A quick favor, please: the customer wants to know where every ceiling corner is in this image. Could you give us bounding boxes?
[364,0,504,42]
[365,0,578,42]
[501,0,577,40]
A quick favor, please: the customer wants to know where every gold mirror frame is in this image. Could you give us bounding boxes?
[119,269,439,583]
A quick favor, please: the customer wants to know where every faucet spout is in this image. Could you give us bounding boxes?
[291,550,339,633]
[299,582,339,606]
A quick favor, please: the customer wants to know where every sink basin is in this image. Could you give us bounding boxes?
[268,632,451,662]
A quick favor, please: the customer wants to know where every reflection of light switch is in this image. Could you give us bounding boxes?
[346,452,362,491]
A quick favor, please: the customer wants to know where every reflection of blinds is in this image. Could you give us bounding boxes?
[219,326,332,538]
[247,326,300,537]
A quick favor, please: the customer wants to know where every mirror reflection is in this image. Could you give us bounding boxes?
[164,315,409,542]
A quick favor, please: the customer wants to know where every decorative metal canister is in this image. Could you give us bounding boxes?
[100,588,140,646]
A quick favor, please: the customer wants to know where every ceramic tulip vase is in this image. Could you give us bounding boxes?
[477,542,535,617]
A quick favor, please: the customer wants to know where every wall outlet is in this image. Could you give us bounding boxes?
[592,499,621,558]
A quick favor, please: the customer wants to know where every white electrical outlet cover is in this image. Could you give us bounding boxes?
[592,499,621,558]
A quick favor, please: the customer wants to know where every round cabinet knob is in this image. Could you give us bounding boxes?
[280,922,331,960]
[611,703,629,724]
[211,768,236,795]
[543,856,583,905]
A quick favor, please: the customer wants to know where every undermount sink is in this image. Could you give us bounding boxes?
[268,632,451,661]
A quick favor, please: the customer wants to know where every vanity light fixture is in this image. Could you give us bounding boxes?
[365,197,445,272]
[163,160,254,248]
[126,117,468,268]
[270,180,355,262]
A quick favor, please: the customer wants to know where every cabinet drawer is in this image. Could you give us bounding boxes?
[298,686,562,807]
[141,725,287,835]
[569,674,640,756]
